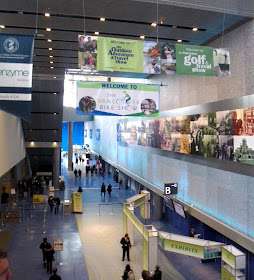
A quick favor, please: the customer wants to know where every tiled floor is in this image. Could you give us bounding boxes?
[0,158,221,280]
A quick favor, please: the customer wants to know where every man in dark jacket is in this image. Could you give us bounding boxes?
[45,245,55,274]
[120,233,131,261]
[153,265,162,280]
[49,267,62,280]
[39,237,50,267]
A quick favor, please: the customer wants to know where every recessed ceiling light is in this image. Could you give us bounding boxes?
[160,21,163,24]
[53,141,56,144]
[46,28,51,32]
[192,27,198,31]
[94,32,99,35]
[53,76,56,79]
[47,39,52,42]
[0,25,5,29]
[151,22,157,27]
[177,39,182,42]
[31,141,34,144]
[45,13,50,17]
[49,55,53,58]
[50,67,54,69]
[53,112,57,115]
[50,61,53,64]
[48,48,53,51]
[140,35,145,39]
[53,93,57,95]
[100,17,105,22]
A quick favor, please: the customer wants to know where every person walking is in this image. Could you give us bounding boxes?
[120,233,131,261]
[74,169,78,179]
[101,183,106,196]
[0,248,12,279]
[54,195,60,214]
[48,195,54,214]
[77,186,83,192]
[49,267,62,280]
[78,169,82,179]
[122,264,135,280]
[153,265,162,280]
[107,184,112,196]
[39,237,50,267]
[45,245,55,274]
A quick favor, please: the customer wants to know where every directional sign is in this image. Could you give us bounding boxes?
[164,183,178,195]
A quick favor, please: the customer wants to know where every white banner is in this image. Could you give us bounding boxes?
[0,93,32,101]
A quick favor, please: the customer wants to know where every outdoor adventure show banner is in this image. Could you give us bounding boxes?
[78,35,230,77]
[76,81,160,117]
[0,34,34,121]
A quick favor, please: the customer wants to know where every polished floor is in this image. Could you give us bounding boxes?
[0,158,221,280]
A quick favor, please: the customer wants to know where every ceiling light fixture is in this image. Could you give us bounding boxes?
[49,55,53,58]
[53,76,56,79]
[53,112,57,115]
[50,67,54,69]
[177,39,182,42]
[45,13,50,17]
[100,17,105,22]
[47,39,52,42]
[48,48,53,51]
[0,25,5,29]
[46,28,51,32]
[160,21,163,24]
[50,61,53,64]
[151,22,157,27]
[140,35,145,40]
[53,93,57,95]
[94,32,99,35]
[192,27,198,31]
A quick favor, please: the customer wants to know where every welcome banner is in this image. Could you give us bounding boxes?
[0,34,34,121]
[76,82,159,117]
[78,35,230,77]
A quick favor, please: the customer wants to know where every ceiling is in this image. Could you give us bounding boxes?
[0,0,248,78]
[0,0,250,174]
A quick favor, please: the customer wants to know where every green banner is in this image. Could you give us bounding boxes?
[164,239,204,258]
[221,247,235,268]
[143,237,149,270]
[176,44,214,76]
[221,266,235,280]
[97,37,143,73]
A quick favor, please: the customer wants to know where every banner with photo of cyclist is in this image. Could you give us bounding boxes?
[76,81,160,117]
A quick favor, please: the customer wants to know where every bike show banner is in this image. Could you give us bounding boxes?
[78,35,230,77]
[76,81,160,117]
[0,34,34,121]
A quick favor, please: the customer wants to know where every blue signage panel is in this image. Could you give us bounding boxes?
[0,34,34,121]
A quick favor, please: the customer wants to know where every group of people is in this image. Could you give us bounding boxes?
[73,169,82,179]
[101,183,112,196]
[120,233,162,279]
[39,238,62,279]
[48,195,61,214]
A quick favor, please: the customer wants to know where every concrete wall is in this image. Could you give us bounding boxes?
[84,20,254,240]
[0,110,26,178]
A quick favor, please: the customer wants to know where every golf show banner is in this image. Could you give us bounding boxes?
[176,44,214,76]
[76,81,160,117]
[0,34,34,121]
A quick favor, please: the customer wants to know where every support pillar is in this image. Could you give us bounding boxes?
[153,193,163,220]
[53,148,60,189]
[68,122,73,171]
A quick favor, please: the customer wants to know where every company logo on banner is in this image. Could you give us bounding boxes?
[0,34,34,121]
[76,82,160,117]
[78,35,230,77]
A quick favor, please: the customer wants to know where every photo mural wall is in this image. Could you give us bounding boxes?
[118,107,254,165]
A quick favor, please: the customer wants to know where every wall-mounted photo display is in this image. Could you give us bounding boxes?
[117,106,254,166]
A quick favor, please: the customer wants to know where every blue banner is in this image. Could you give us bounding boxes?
[0,34,34,121]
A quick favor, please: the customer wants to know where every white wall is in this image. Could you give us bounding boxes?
[0,110,26,177]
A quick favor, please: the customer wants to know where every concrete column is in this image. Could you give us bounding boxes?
[53,148,60,188]
[153,193,163,220]
[68,122,73,171]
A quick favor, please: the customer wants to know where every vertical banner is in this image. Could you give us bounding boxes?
[78,35,97,70]
[97,37,143,73]
[0,34,34,120]
[72,192,82,213]
[176,44,214,76]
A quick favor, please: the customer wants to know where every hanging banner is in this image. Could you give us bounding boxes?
[176,44,214,76]
[76,81,159,117]
[0,34,34,121]
[78,35,229,77]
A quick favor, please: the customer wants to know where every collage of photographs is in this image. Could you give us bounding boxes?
[117,107,254,165]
